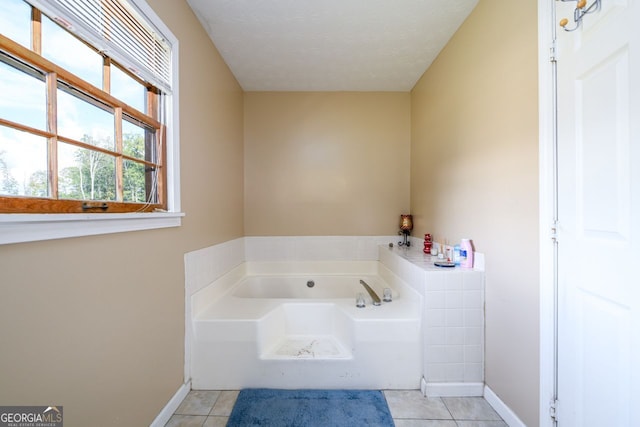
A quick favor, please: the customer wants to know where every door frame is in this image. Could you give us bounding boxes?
[538,0,557,426]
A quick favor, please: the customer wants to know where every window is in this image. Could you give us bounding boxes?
[0,0,181,244]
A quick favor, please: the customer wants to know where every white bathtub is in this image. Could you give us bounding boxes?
[232,275,392,299]
[190,261,422,390]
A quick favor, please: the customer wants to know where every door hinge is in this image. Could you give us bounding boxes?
[550,40,558,62]
[551,223,558,243]
[550,399,559,421]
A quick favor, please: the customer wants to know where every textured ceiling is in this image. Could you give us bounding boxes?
[185,0,478,91]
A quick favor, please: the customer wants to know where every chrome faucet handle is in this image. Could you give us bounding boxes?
[359,279,382,306]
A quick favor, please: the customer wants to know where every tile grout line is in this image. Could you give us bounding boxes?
[207,390,221,416]
[440,396,456,421]
[442,396,507,424]
[382,389,408,424]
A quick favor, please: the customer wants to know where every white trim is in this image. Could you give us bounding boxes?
[126,0,182,213]
[149,381,190,427]
[166,47,181,214]
[423,382,484,397]
[420,377,428,396]
[0,212,183,245]
[538,1,557,427]
[484,385,527,427]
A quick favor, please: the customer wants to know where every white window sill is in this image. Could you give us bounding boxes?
[0,212,184,245]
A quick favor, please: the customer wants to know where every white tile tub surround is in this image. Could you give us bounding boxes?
[244,236,395,262]
[185,238,246,296]
[184,238,246,383]
[379,243,485,397]
[183,236,484,392]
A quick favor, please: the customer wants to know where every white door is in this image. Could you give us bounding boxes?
[555,0,640,425]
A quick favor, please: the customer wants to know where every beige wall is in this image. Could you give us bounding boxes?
[244,92,411,236]
[0,0,244,425]
[410,0,539,425]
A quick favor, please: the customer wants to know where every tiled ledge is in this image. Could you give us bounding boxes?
[378,243,485,392]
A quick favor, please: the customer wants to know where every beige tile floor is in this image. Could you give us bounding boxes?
[164,389,507,427]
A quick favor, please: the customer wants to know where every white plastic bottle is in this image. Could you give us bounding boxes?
[453,245,461,266]
[460,239,474,268]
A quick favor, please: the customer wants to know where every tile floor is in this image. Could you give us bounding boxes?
[164,389,507,427]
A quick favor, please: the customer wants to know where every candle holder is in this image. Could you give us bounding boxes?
[398,214,413,247]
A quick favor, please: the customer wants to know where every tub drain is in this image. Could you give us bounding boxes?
[306,280,315,288]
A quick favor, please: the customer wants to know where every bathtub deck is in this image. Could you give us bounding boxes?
[190,263,423,389]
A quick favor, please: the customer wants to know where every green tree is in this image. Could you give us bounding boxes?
[123,133,147,202]
[0,150,19,195]
[26,169,48,197]
[58,160,84,199]
[56,134,148,202]
[58,135,115,201]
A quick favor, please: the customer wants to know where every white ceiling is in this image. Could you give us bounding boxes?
[185,0,479,92]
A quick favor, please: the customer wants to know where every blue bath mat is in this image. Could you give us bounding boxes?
[227,388,394,426]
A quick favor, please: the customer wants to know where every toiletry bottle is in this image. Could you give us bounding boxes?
[460,239,473,268]
[453,245,461,266]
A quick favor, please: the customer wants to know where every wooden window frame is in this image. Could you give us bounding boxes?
[0,2,167,214]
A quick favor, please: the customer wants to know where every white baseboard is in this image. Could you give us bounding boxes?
[484,385,526,427]
[420,377,428,396]
[423,382,484,397]
[149,381,191,427]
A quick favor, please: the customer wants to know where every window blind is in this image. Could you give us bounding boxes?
[26,0,172,93]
